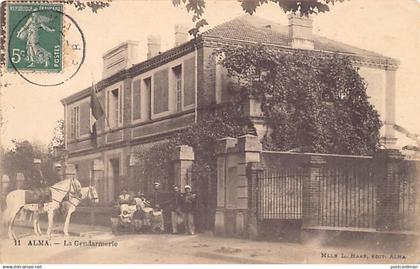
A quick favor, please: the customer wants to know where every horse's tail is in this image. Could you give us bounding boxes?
[2,190,19,226]
[1,194,12,228]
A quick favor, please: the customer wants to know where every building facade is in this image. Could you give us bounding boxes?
[61,15,399,205]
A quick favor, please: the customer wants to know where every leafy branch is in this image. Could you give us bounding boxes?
[173,0,348,37]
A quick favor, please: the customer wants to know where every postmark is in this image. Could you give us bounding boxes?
[6,3,86,86]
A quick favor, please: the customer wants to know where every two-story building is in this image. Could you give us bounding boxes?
[61,15,399,205]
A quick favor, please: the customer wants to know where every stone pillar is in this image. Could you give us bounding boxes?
[383,69,398,147]
[302,155,325,229]
[235,134,262,237]
[374,149,404,231]
[214,137,238,236]
[172,145,194,190]
[247,162,264,240]
[214,135,262,238]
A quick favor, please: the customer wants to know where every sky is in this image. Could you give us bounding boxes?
[1,0,420,149]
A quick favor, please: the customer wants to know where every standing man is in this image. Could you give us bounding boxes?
[182,185,197,235]
[150,182,164,233]
[170,185,183,234]
[151,182,161,209]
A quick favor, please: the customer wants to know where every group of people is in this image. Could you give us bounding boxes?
[116,182,198,235]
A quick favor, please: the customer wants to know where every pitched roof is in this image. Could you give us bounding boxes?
[202,15,387,59]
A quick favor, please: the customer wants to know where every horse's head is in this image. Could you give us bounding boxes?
[87,185,99,204]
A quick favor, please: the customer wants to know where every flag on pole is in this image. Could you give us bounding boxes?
[90,82,104,147]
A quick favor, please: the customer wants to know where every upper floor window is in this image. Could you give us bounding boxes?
[132,79,141,121]
[153,69,169,115]
[70,106,80,139]
[144,77,152,120]
[173,65,182,112]
[107,86,123,128]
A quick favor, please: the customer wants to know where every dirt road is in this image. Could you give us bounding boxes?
[1,226,418,264]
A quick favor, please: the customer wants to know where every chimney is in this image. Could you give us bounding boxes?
[102,40,139,78]
[288,14,314,50]
[174,24,189,47]
[147,35,161,59]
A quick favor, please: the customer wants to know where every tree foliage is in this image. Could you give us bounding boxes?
[240,0,347,16]
[63,0,111,13]
[48,119,65,154]
[173,0,347,36]
[2,140,59,189]
[215,44,381,155]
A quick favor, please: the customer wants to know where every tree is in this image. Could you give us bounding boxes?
[48,119,65,154]
[173,0,348,36]
[3,140,58,189]
[215,43,381,155]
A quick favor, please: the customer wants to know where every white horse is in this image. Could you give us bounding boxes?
[3,178,81,240]
[61,185,99,236]
[30,185,99,236]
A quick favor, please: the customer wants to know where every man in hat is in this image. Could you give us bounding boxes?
[151,182,161,210]
[30,158,47,209]
[150,182,165,233]
[182,185,197,235]
[63,163,82,200]
[53,163,63,182]
[31,158,45,188]
[118,188,131,205]
[170,185,184,234]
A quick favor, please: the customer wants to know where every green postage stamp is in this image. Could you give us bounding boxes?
[7,3,63,72]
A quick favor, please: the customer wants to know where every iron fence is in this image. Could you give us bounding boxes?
[256,152,419,232]
[318,158,376,229]
[397,160,419,231]
[257,167,304,220]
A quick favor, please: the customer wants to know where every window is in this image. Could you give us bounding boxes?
[132,79,141,121]
[173,65,182,112]
[143,77,152,120]
[153,69,169,115]
[70,106,80,138]
[107,87,123,128]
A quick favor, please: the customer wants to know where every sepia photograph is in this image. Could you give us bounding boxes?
[0,0,419,266]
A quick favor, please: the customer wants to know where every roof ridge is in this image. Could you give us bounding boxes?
[202,14,391,59]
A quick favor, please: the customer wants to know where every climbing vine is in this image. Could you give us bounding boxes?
[214,43,382,155]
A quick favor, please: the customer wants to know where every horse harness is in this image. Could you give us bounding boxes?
[49,178,81,205]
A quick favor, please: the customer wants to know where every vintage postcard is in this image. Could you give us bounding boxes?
[0,0,419,265]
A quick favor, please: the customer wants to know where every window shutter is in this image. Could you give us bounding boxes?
[70,107,75,138]
[118,87,123,124]
[79,101,90,135]
[132,79,141,120]
[183,57,195,106]
[153,68,169,114]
